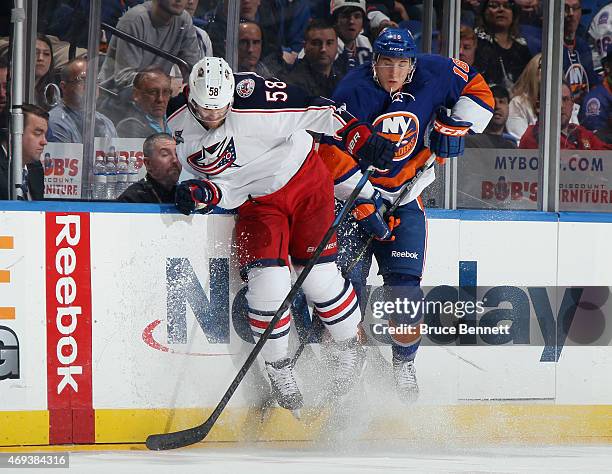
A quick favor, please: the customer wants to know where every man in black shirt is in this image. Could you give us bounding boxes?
[466,84,517,148]
[0,103,48,200]
[118,132,181,203]
[281,19,344,98]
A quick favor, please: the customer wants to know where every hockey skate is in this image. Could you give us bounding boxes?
[265,358,304,416]
[392,357,419,403]
[327,335,367,397]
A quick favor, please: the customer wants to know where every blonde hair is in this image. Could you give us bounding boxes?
[460,25,476,42]
[511,53,541,109]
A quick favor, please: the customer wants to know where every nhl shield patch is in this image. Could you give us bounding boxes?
[236,78,255,98]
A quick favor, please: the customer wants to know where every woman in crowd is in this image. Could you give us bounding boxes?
[507,53,540,143]
[34,34,59,111]
[473,0,532,90]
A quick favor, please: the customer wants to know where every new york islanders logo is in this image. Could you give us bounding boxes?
[187,137,240,175]
[373,112,419,160]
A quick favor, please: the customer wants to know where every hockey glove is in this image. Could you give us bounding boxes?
[428,107,472,158]
[352,190,400,241]
[341,121,396,172]
[175,179,221,215]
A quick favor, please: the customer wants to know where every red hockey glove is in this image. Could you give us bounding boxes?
[428,107,472,158]
[175,179,221,215]
[352,190,400,241]
[340,121,396,172]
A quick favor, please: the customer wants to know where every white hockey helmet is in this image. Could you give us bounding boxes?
[188,57,235,110]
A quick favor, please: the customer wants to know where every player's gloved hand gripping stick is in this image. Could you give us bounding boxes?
[146,167,376,451]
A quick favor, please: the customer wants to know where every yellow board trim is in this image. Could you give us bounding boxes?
[0,411,49,446]
[96,404,612,445]
[1,405,612,447]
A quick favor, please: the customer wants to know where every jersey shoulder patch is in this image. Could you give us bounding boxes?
[232,73,314,111]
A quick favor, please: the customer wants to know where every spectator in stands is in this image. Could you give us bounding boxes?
[48,58,118,143]
[473,0,532,89]
[461,0,482,28]
[587,2,611,75]
[365,0,407,36]
[564,0,599,105]
[237,21,274,77]
[118,132,181,203]
[205,0,305,70]
[459,25,477,66]
[507,53,540,142]
[515,0,542,55]
[332,0,373,72]
[99,0,203,91]
[519,82,612,150]
[466,84,517,148]
[185,0,214,56]
[282,20,343,97]
[515,0,541,26]
[580,44,612,132]
[0,104,48,200]
[34,34,60,111]
[116,68,173,137]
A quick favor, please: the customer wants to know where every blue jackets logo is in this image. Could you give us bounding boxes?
[187,137,240,175]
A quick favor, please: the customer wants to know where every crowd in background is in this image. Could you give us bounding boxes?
[0,0,611,201]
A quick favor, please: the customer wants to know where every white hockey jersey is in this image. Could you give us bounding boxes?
[589,5,612,69]
[168,73,355,209]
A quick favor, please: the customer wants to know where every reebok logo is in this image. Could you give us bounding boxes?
[392,250,419,259]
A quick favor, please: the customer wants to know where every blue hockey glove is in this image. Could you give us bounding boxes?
[352,190,400,241]
[175,179,221,215]
[428,107,472,158]
[341,121,396,172]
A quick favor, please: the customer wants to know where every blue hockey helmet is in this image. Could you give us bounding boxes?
[372,28,417,59]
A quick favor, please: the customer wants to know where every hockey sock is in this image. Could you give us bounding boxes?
[246,266,292,362]
[297,262,361,342]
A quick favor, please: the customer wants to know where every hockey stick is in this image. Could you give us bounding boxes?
[145,167,375,451]
[290,152,437,366]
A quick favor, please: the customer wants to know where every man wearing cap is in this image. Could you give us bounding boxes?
[332,0,373,72]
[579,44,612,132]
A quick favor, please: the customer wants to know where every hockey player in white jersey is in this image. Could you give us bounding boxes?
[170,57,396,412]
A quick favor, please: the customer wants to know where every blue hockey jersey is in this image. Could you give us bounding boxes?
[320,54,494,204]
[579,80,612,131]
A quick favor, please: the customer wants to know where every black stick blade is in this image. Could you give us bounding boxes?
[145,424,208,450]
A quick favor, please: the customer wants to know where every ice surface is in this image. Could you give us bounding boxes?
[13,443,612,474]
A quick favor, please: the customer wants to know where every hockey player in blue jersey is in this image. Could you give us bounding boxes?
[320,28,494,402]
